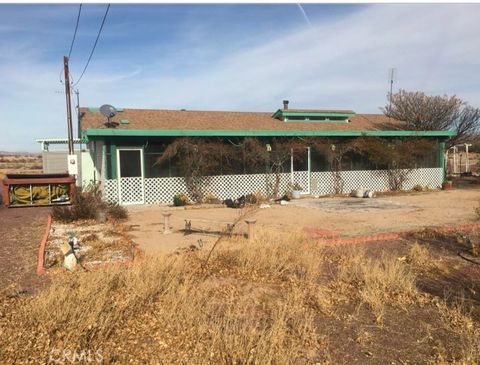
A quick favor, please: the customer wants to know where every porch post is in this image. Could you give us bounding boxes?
[453,146,457,175]
[290,148,294,183]
[439,141,446,180]
[110,142,117,179]
[101,142,106,182]
[307,146,311,194]
[465,143,471,173]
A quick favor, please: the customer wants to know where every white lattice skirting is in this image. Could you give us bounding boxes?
[103,167,443,205]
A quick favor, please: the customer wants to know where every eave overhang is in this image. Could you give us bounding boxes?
[83,128,457,140]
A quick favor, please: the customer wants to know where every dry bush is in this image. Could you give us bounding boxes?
[209,230,325,284]
[360,257,417,322]
[202,192,221,204]
[407,242,434,269]
[333,246,417,322]
[53,184,128,222]
[412,184,424,192]
[106,203,128,220]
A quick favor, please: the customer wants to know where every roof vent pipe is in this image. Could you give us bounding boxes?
[283,100,289,110]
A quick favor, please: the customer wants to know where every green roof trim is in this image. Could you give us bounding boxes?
[282,112,355,118]
[120,119,130,124]
[84,128,456,139]
[284,118,350,124]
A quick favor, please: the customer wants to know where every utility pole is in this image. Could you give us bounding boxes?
[388,68,396,110]
[75,89,81,144]
[63,56,74,154]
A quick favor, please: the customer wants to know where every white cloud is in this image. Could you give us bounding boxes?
[80,4,480,110]
[1,4,480,151]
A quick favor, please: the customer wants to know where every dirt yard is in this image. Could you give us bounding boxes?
[127,187,480,254]
[0,206,50,295]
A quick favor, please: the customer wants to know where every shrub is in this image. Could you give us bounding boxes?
[203,192,221,204]
[406,242,435,269]
[412,184,424,192]
[52,183,128,222]
[107,204,129,220]
[244,191,268,205]
[173,192,189,206]
[334,247,417,323]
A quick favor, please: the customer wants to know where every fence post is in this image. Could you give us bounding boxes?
[245,219,256,242]
[162,212,172,234]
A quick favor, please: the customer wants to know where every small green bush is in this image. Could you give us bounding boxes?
[173,193,189,206]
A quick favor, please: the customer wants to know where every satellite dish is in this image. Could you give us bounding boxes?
[100,104,117,118]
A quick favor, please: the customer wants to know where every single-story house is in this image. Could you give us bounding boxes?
[79,101,455,205]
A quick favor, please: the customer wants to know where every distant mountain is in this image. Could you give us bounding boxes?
[0,151,40,156]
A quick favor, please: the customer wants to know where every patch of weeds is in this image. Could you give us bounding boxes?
[407,242,435,270]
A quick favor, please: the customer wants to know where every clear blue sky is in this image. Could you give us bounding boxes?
[1,4,479,151]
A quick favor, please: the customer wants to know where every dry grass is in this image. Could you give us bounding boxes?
[407,241,434,269]
[433,297,480,364]
[1,232,479,363]
[333,245,418,323]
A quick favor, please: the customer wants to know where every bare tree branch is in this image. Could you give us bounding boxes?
[383,89,480,147]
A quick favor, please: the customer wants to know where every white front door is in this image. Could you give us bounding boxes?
[117,148,145,205]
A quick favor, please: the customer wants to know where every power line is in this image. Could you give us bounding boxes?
[60,5,81,85]
[73,4,110,87]
[68,4,82,59]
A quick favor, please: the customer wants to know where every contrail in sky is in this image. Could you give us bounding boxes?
[297,4,313,28]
